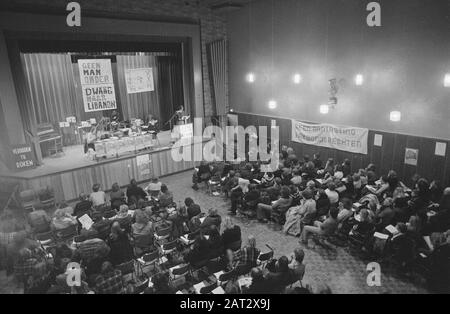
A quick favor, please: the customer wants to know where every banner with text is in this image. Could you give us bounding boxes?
[291,120,368,154]
[78,59,117,112]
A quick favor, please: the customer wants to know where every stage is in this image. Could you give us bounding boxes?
[0,131,206,202]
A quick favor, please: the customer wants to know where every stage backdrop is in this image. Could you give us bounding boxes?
[20,52,183,131]
[291,120,368,155]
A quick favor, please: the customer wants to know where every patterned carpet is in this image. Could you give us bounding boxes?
[163,171,430,294]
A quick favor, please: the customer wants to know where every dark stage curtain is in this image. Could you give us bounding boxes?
[116,55,160,121]
[156,56,185,130]
[20,53,176,128]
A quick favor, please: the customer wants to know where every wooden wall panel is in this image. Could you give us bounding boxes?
[237,112,450,187]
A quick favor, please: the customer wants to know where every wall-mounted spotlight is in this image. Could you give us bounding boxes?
[268,100,277,109]
[355,74,364,86]
[390,111,401,122]
[293,73,302,84]
[444,73,450,87]
[320,104,329,114]
[246,72,255,83]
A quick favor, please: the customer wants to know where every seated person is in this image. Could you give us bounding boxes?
[73,193,93,219]
[222,217,242,251]
[28,209,51,233]
[375,197,395,231]
[229,177,243,215]
[192,161,212,190]
[51,208,78,231]
[325,182,339,206]
[290,169,303,187]
[315,189,331,217]
[201,208,222,233]
[107,222,134,266]
[349,208,375,241]
[245,268,270,294]
[289,185,302,207]
[57,201,74,216]
[95,261,124,294]
[243,184,260,211]
[126,179,147,205]
[113,205,132,232]
[144,272,174,294]
[300,207,339,245]
[235,235,260,270]
[184,197,201,220]
[110,183,126,210]
[145,177,162,198]
[184,235,211,266]
[289,248,306,282]
[132,212,153,238]
[221,170,236,197]
[337,198,354,223]
[265,256,293,292]
[207,225,224,258]
[158,184,174,208]
[298,189,317,227]
[256,186,292,223]
[89,183,106,208]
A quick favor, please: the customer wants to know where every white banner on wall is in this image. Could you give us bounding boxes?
[291,120,369,154]
[78,59,117,112]
[125,68,154,94]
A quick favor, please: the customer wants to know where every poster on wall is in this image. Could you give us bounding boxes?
[78,59,117,112]
[404,148,419,166]
[136,154,151,177]
[291,120,369,154]
[10,144,36,171]
[125,68,154,94]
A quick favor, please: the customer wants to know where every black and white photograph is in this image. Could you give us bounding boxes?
[0,0,449,298]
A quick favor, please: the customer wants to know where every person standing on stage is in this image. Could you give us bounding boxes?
[175,105,186,125]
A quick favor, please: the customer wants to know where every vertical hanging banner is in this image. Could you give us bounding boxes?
[291,120,369,154]
[124,68,154,94]
[78,59,117,112]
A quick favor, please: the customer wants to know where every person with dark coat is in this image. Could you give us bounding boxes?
[107,222,134,266]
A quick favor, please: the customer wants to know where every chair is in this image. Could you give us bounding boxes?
[20,189,37,211]
[199,281,218,294]
[116,260,137,284]
[137,250,159,276]
[154,226,171,245]
[257,250,274,267]
[35,230,55,249]
[133,234,154,257]
[161,239,178,255]
[37,187,55,210]
[218,268,236,284]
[54,224,78,242]
[170,263,190,280]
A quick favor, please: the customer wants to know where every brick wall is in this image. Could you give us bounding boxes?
[1,0,228,118]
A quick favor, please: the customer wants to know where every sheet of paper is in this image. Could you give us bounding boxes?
[78,214,93,230]
[385,225,399,235]
[374,232,389,240]
[212,286,225,294]
[374,134,383,147]
[435,142,447,156]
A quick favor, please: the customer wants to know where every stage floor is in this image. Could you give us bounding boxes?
[0,130,175,179]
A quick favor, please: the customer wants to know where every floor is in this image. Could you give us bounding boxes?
[0,170,430,294]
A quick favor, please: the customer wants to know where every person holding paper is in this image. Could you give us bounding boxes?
[51,208,77,231]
